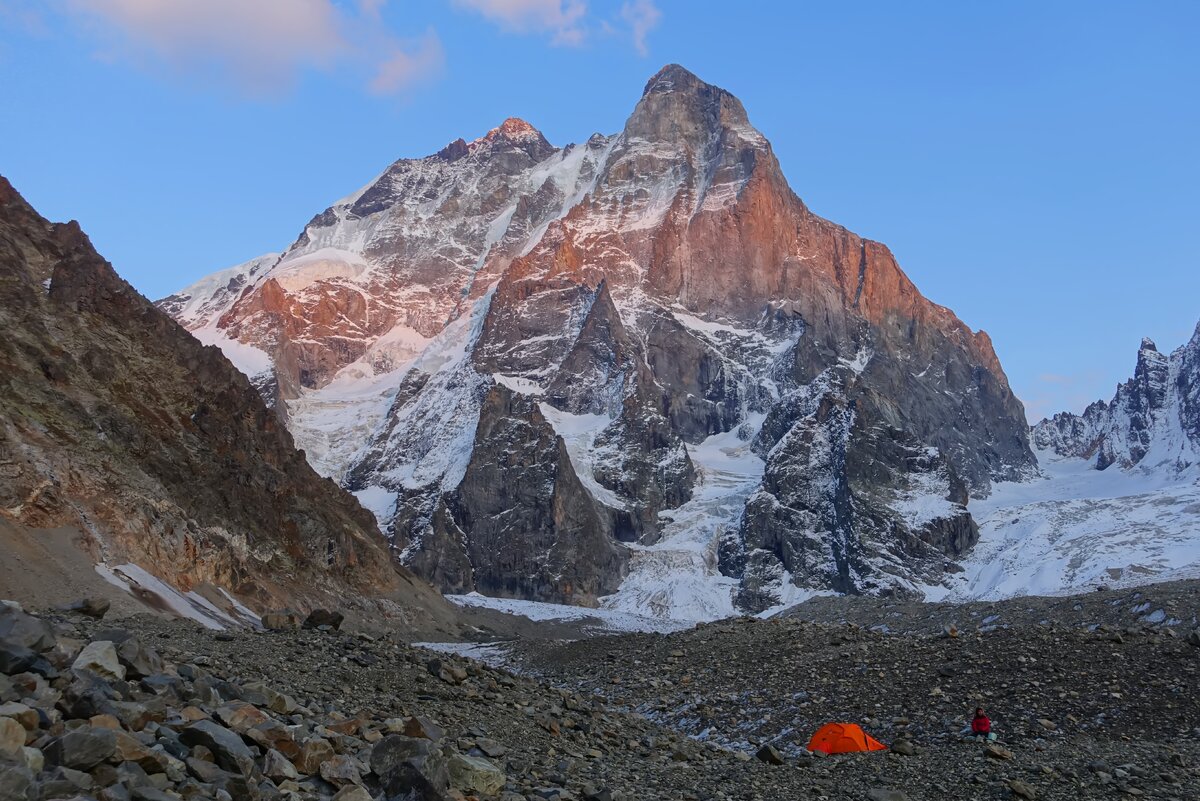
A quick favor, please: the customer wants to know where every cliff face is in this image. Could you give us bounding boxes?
[0,176,455,628]
[163,65,1036,612]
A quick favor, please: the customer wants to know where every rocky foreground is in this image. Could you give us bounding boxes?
[1,586,1199,801]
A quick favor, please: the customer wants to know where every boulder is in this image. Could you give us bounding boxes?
[72,641,126,681]
[43,725,118,770]
[319,753,363,787]
[402,715,445,742]
[261,748,299,782]
[447,752,505,794]
[0,717,24,759]
[63,597,111,619]
[755,743,784,765]
[0,758,33,801]
[261,611,301,631]
[293,736,335,774]
[180,720,256,776]
[0,643,47,677]
[0,607,57,652]
[370,734,450,801]
[116,638,163,679]
[301,609,344,631]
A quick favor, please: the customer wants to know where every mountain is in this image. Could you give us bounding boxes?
[0,176,457,632]
[163,65,1036,615]
[1033,330,1200,472]
[939,325,1200,601]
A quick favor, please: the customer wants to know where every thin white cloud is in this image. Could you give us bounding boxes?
[61,0,441,95]
[370,29,445,95]
[455,0,587,46]
[620,0,660,56]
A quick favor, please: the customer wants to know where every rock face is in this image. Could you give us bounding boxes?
[1033,326,1200,472]
[0,176,455,627]
[162,65,1035,610]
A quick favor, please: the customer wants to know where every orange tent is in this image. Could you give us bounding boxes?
[806,723,887,755]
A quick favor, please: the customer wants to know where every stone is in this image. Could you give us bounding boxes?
[0,702,37,731]
[245,720,301,760]
[301,610,344,631]
[0,759,33,801]
[447,753,505,795]
[425,658,467,685]
[1186,630,1200,647]
[260,611,301,631]
[474,737,507,758]
[754,743,784,765]
[73,641,126,681]
[1008,778,1036,799]
[64,597,111,619]
[985,743,1014,760]
[890,739,916,756]
[43,725,118,770]
[0,607,57,651]
[319,753,363,787]
[0,717,25,758]
[332,787,373,801]
[180,720,256,776]
[292,737,335,775]
[867,791,911,801]
[402,716,445,742]
[116,639,163,679]
[370,735,450,801]
[19,746,42,773]
[0,644,43,677]
[261,748,298,782]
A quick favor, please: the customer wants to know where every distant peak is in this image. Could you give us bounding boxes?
[642,63,704,96]
[483,117,543,142]
[1140,337,1159,352]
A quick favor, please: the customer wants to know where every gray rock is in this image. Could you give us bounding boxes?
[180,720,256,776]
[755,743,784,765]
[370,734,449,801]
[0,607,57,652]
[0,758,33,801]
[116,638,163,679]
[44,725,118,770]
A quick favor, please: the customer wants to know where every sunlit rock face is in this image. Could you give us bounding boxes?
[163,65,1035,610]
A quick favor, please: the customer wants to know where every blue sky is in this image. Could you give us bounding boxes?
[2,1,1197,422]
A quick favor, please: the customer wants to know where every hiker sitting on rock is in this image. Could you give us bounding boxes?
[970,707,995,741]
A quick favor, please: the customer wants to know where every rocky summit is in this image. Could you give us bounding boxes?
[161,65,1036,613]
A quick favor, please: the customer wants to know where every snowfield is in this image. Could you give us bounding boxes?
[940,450,1200,601]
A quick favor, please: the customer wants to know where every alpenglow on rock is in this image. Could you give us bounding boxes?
[162,65,1036,613]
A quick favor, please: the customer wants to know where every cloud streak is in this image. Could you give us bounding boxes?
[620,0,660,57]
[62,0,442,96]
[454,0,588,46]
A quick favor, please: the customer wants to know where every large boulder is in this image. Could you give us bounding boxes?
[116,638,163,679]
[302,609,345,631]
[180,720,256,776]
[370,734,449,801]
[43,726,117,770]
[447,752,505,794]
[0,606,57,652]
[72,641,126,681]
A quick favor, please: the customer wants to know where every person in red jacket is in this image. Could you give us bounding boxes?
[971,707,992,740]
